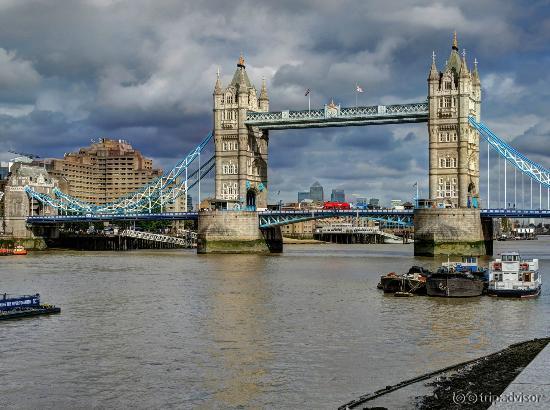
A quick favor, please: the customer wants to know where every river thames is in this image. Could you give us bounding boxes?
[1,239,549,409]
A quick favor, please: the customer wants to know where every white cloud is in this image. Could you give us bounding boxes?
[483,73,525,101]
[0,48,41,92]
[0,103,34,118]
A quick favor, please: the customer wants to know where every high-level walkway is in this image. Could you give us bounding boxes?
[245,102,428,129]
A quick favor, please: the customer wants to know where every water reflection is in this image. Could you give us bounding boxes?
[204,255,272,408]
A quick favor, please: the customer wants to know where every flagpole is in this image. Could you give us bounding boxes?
[355,83,358,107]
[308,92,311,113]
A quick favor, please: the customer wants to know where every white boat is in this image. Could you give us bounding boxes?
[488,252,542,298]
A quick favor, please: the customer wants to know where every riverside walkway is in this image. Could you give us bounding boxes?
[490,342,550,408]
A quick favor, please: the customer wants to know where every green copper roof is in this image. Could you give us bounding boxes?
[445,48,462,81]
[230,66,253,90]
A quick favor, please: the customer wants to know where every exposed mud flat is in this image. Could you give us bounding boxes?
[341,338,549,410]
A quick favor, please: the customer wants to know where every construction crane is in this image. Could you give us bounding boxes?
[8,150,41,159]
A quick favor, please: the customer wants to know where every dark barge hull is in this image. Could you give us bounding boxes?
[381,277,401,293]
[381,277,426,295]
[487,286,541,298]
[426,277,484,297]
[0,306,61,321]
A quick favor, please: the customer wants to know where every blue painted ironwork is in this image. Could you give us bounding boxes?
[246,102,428,129]
[25,132,214,215]
[480,209,550,218]
[469,117,550,188]
[26,208,550,226]
[27,212,199,224]
[258,209,414,228]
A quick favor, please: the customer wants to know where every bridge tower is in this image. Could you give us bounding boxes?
[415,33,491,256]
[428,32,481,208]
[213,55,269,210]
[198,56,281,254]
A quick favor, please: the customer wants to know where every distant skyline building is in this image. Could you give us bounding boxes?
[355,196,368,206]
[298,191,310,203]
[369,198,380,208]
[310,181,324,202]
[331,189,345,202]
[34,138,163,205]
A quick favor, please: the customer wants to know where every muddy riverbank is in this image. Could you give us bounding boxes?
[341,337,549,409]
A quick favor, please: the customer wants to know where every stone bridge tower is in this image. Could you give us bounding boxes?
[415,33,491,257]
[213,55,269,210]
[428,33,481,208]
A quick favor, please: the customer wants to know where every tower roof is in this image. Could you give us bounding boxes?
[445,32,462,81]
[230,54,253,90]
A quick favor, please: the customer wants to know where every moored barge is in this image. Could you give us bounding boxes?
[426,267,485,297]
[378,266,430,295]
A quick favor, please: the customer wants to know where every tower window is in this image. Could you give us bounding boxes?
[445,81,451,90]
[222,160,238,175]
[439,157,457,168]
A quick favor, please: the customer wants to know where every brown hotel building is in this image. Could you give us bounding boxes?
[37,138,163,205]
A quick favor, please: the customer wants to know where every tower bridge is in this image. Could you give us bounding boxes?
[12,33,550,256]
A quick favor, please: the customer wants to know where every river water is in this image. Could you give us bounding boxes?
[1,239,549,409]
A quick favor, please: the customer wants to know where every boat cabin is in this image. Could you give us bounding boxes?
[442,256,483,273]
[490,252,539,284]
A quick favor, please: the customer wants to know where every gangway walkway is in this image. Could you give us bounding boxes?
[120,229,196,248]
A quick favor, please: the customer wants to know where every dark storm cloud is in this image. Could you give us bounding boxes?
[0,0,549,204]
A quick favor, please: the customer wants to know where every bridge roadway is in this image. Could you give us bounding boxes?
[25,208,550,226]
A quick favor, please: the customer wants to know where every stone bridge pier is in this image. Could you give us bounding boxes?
[413,208,493,256]
[197,210,282,254]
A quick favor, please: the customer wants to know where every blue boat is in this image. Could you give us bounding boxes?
[0,293,41,311]
[0,293,60,320]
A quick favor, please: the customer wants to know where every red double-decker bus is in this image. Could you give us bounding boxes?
[323,201,351,210]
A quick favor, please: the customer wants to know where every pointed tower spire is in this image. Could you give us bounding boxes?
[452,31,458,51]
[445,31,462,80]
[214,67,222,95]
[460,48,469,78]
[259,76,268,100]
[237,52,245,68]
[429,50,439,81]
[472,57,480,85]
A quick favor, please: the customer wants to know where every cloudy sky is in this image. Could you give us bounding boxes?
[0,0,549,206]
